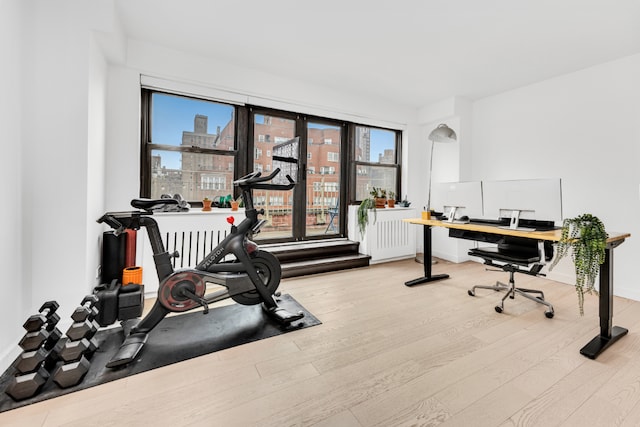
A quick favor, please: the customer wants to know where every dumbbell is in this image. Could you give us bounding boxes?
[65,295,100,341]
[53,337,98,363]
[50,295,100,389]
[5,301,62,401]
[5,367,50,401]
[52,356,91,389]
[23,301,60,332]
[20,301,63,351]
[14,347,57,374]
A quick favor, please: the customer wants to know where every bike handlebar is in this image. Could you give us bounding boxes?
[233,168,296,191]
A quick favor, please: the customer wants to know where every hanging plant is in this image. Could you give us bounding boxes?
[549,213,607,315]
[357,197,377,237]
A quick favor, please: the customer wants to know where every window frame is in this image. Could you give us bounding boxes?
[349,124,402,203]
[140,88,402,210]
[139,89,245,202]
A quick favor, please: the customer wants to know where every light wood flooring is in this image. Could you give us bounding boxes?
[3,258,640,426]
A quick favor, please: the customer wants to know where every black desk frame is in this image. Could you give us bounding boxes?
[406,220,629,360]
[405,224,449,286]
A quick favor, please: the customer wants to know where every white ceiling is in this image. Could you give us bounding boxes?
[115,0,640,108]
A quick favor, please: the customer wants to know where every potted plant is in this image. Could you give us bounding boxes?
[398,195,411,208]
[202,197,212,212]
[371,187,386,209]
[548,213,607,315]
[387,190,396,208]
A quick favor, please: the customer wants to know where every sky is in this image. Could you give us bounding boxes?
[152,93,234,169]
[151,93,396,168]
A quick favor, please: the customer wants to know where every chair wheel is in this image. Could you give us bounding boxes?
[545,311,554,319]
[468,290,475,297]
[495,306,503,313]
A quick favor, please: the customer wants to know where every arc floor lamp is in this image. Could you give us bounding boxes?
[426,123,457,212]
[417,123,457,266]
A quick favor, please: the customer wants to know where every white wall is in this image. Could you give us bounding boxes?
[469,54,640,299]
[0,0,113,370]
[0,0,27,367]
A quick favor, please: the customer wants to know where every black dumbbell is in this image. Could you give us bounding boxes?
[66,295,100,341]
[14,347,56,374]
[65,318,99,341]
[54,337,98,363]
[71,305,99,323]
[19,327,63,352]
[5,367,50,401]
[23,301,60,332]
[52,356,91,389]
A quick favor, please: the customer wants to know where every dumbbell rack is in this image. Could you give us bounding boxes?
[1,297,104,402]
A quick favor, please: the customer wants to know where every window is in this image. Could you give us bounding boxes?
[327,152,339,162]
[320,166,335,175]
[352,126,401,201]
[141,89,402,211]
[141,90,238,201]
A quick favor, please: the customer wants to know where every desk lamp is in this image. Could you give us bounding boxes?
[426,123,457,213]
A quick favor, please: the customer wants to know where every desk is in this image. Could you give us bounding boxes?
[404,218,631,360]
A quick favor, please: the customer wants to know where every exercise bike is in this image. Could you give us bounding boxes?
[98,168,304,368]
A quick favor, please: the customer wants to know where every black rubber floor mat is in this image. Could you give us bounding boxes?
[0,294,320,412]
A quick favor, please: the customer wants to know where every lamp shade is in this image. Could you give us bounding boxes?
[428,124,457,143]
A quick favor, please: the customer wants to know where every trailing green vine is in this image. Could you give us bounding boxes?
[549,213,607,315]
[357,198,376,237]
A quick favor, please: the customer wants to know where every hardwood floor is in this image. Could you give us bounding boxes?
[2,258,640,426]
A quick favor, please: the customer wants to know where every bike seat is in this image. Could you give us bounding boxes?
[131,198,179,210]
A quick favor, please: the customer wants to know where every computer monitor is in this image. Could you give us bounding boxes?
[482,178,563,225]
[431,181,483,221]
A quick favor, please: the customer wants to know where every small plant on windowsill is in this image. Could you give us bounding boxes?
[548,213,607,315]
[202,197,212,212]
[370,187,386,209]
[387,191,396,208]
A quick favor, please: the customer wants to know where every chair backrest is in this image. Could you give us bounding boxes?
[497,236,553,262]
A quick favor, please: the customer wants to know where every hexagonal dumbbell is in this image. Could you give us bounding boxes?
[52,356,91,389]
[20,301,63,351]
[54,337,98,363]
[66,295,100,341]
[5,367,50,401]
[23,301,60,332]
[14,347,56,374]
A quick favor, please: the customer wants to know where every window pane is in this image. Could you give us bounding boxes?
[150,149,234,200]
[151,93,235,148]
[355,165,397,201]
[253,114,296,239]
[307,122,341,236]
[355,126,396,164]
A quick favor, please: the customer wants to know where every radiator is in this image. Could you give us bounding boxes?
[163,229,228,269]
[138,211,245,295]
[348,206,417,263]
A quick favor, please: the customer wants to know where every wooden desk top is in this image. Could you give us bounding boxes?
[403,218,630,244]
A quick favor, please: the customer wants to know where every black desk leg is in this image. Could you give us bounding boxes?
[405,224,449,287]
[580,244,628,359]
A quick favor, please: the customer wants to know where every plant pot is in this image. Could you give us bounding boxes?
[387,199,395,208]
[375,197,386,208]
[202,199,212,211]
[230,201,239,211]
